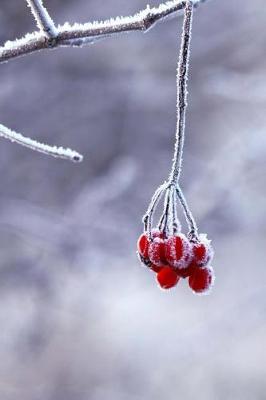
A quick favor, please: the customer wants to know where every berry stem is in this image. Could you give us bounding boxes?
[169,0,193,185]
[171,186,180,234]
[143,182,167,237]
[158,187,171,234]
[176,185,198,239]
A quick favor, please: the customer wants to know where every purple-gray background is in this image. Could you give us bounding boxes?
[0,1,266,399]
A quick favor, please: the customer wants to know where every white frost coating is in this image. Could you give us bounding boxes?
[58,0,190,34]
[2,31,44,52]
[0,124,83,162]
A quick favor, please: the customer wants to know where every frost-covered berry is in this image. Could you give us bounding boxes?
[157,266,180,290]
[191,234,214,267]
[165,234,192,269]
[148,237,167,267]
[188,266,214,294]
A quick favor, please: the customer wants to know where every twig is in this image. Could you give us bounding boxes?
[0,0,207,64]
[26,0,57,38]
[0,123,83,162]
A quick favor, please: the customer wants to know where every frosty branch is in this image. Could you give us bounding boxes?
[1,0,207,64]
[0,0,207,162]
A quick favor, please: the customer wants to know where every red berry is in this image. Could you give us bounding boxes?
[191,235,214,267]
[137,233,149,259]
[148,238,167,267]
[157,267,180,290]
[188,266,214,294]
[165,234,192,269]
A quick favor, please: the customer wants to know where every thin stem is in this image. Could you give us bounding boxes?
[158,187,171,234]
[0,0,207,64]
[0,123,82,162]
[169,0,194,184]
[26,0,57,38]
[143,182,167,236]
[171,185,181,234]
[175,185,198,238]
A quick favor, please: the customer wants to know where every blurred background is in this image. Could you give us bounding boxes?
[0,0,266,399]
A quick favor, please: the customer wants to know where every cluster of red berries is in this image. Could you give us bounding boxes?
[137,229,214,294]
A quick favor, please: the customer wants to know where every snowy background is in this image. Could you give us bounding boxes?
[0,0,266,399]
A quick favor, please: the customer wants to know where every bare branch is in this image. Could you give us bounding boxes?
[0,123,83,162]
[26,0,57,38]
[0,0,207,162]
[0,0,207,64]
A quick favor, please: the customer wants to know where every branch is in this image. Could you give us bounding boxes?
[0,123,83,162]
[26,0,57,38]
[0,0,207,162]
[0,0,207,64]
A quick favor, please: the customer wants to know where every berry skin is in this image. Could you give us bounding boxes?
[176,261,197,278]
[149,264,164,273]
[165,234,192,269]
[148,237,167,267]
[188,266,214,294]
[157,266,180,290]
